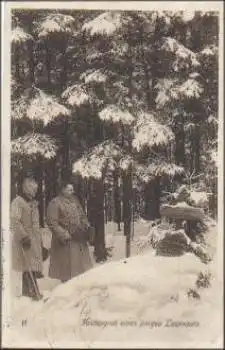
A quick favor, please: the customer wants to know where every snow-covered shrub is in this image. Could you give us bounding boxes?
[134,220,175,254]
[189,191,209,209]
[187,288,201,300]
[195,271,212,289]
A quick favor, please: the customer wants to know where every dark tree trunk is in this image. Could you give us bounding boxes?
[122,165,132,258]
[29,41,35,84]
[210,176,217,219]
[45,41,51,87]
[14,47,20,82]
[36,159,45,228]
[143,177,161,220]
[104,191,108,224]
[93,178,107,262]
[87,180,95,227]
[174,118,186,167]
[59,36,68,91]
[138,24,152,109]
[113,170,122,231]
[75,175,85,209]
[45,158,57,207]
[61,120,71,182]
[193,124,201,174]
[11,165,18,201]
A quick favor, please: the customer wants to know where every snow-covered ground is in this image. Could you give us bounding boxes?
[3,220,223,348]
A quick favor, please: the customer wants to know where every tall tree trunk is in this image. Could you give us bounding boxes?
[193,123,201,174]
[29,41,35,84]
[122,164,132,258]
[143,177,161,220]
[14,46,20,82]
[59,36,68,91]
[36,159,45,228]
[139,24,152,109]
[174,117,186,166]
[93,178,107,262]
[45,41,51,88]
[113,169,122,231]
[87,179,95,227]
[45,158,57,207]
[61,120,71,182]
[75,174,85,209]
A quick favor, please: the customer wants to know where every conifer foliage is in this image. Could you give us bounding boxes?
[11,9,218,260]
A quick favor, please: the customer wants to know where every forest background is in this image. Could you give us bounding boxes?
[11,9,218,261]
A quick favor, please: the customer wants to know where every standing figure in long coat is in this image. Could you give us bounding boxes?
[10,177,43,300]
[47,182,93,282]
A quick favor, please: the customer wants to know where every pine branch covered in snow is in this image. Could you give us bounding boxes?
[73,141,124,179]
[147,161,184,178]
[177,79,204,99]
[62,84,91,107]
[38,13,75,37]
[132,113,174,151]
[82,11,125,37]
[155,79,178,108]
[160,37,200,71]
[155,78,204,107]
[173,11,196,23]
[11,133,58,159]
[198,45,218,58]
[13,89,70,125]
[11,97,29,120]
[80,69,108,84]
[11,26,33,44]
[99,105,135,125]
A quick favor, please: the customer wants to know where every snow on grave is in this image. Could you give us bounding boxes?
[160,203,206,222]
[189,191,209,209]
[6,250,221,348]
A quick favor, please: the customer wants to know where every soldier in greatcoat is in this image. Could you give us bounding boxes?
[10,177,43,300]
[46,182,93,283]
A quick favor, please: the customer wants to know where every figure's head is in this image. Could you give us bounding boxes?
[60,182,74,198]
[22,178,38,200]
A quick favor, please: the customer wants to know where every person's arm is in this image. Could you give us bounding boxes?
[11,199,29,240]
[46,199,71,244]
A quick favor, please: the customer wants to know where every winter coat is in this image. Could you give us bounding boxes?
[10,196,43,273]
[46,195,93,282]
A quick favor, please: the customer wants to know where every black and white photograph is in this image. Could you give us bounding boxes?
[1,1,224,348]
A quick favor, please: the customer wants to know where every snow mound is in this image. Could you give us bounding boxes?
[190,191,209,208]
[5,252,222,348]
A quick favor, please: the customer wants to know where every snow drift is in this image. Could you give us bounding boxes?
[4,249,222,348]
